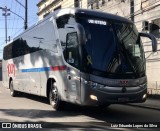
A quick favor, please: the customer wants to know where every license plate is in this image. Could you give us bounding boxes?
[118,97,129,102]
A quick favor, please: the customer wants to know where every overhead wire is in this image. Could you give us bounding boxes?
[8,0,14,36]
[0,28,21,29]
[15,1,22,38]
[11,0,17,37]
[11,26,24,38]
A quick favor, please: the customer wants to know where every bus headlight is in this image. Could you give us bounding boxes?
[81,78,105,89]
[89,81,105,89]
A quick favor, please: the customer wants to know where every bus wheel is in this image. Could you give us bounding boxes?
[49,83,64,111]
[10,80,17,97]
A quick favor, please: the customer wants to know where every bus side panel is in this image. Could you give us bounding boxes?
[2,59,9,89]
[39,50,68,99]
[13,17,58,96]
[13,52,42,95]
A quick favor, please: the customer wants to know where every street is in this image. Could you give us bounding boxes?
[0,83,160,130]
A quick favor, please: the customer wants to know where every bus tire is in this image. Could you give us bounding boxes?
[9,80,17,97]
[49,82,64,111]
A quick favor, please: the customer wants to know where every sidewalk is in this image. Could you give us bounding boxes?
[128,95,160,110]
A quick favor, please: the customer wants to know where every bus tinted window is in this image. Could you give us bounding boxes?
[3,20,56,60]
[3,38,40,60]
[3,44,12,60]
[56,14,80,67]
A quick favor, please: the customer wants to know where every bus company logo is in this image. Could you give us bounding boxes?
[2,123,11,128]
[7,64,15,77]
[120,80,128,85]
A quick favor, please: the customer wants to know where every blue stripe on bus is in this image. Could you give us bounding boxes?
[21,67,50,72]
[20,66,67,73]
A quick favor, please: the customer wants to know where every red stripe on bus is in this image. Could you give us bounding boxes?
[50,66,67,71]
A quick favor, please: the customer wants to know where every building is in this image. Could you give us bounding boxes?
[37,0,88,20]
[37,0,130,20]
[134,0,160,94]
[37,0,160,94]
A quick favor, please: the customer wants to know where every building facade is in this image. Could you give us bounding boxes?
[133,0,160,94]
[37,0,88,20]
[37,0,160,94]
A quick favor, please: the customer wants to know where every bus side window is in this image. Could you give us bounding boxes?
[66,32,79,68]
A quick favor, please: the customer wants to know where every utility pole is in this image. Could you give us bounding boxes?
[130,0,134,22]
[15,0,28,30]
[0,6,10,43]
[25,0,28,30]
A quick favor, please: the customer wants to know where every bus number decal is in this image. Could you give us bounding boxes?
[7,64,15,77]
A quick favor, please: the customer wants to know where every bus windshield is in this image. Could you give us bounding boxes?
[76,15,145,79]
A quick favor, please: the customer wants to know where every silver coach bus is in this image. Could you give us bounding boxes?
[2,8,157,110]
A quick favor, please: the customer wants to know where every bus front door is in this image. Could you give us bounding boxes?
[65,27,81,104]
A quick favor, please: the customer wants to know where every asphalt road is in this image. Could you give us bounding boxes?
[0,83,160,130]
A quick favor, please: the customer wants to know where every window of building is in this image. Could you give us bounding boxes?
[102,0,106,5]
[74,0,80,8]
[43,12,50,18]
[54,6,61,11]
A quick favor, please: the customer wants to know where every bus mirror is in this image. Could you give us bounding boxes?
[66,32,78,46]
[66,32,78,65]
[139,32,157,52]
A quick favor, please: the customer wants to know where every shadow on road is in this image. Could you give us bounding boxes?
[17,92,49,105]
[1,92,160,124]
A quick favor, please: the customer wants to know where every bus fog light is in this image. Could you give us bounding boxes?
[142,94,147,99]
[90,95,98,101]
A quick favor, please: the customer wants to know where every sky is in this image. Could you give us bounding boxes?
[0,0,39,59]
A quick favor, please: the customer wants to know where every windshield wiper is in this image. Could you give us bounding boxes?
[111,24,121,64]
[120,44,138,75]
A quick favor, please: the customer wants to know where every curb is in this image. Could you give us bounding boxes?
[127,96,160,111]
[127,103,160,111]
[148,95,160,99]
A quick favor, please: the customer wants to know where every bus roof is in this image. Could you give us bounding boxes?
[4,8,132,47]
[54,8,133,24]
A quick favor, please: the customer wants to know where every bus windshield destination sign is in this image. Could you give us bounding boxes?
[88,19,107,25]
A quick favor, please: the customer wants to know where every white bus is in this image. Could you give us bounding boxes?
[2,8,157,110]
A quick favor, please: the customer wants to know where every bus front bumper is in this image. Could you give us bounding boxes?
[80,84,147,106]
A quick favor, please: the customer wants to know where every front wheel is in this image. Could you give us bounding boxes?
[10,80,17,97]
[49,82,64,111]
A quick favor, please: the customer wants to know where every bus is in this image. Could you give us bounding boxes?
[2,8,157,110]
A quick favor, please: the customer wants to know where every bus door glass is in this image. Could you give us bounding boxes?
[65,27,81,103]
